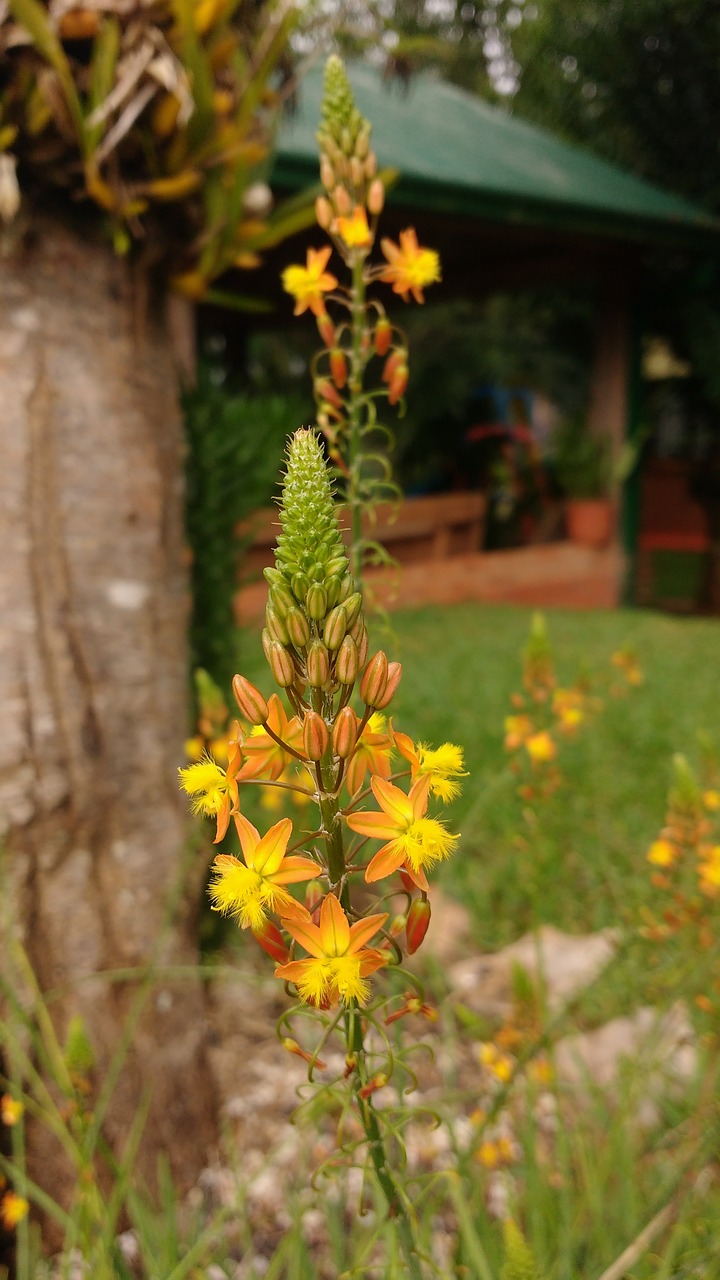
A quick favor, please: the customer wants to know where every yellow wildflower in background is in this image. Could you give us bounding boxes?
[647,837,678,868]
[276,893,388,1007]
[282,246,338,316]
[392,730,467,802]
[525,731,556,764]
[347,774,459,890]
[703,790,720,812]
[1,1191,29,1230]
[504,714,533,751]
[380,228,441,303]
[698,845,720,895]
[209,814,321,930]
[1,1095,23,1126]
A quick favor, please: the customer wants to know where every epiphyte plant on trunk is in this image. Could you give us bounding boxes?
[281,54,441,583]
[180,428,466,1277]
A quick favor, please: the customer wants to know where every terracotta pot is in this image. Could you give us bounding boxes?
[566,498,613,549]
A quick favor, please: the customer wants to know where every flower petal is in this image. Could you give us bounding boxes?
[409,773,432,819]
[271,856,323,885]
[371,775,414,824]
[253,817,293,874]
[346,810,404,840]
[318,893,350,957]
[233,812,261,866]
[347,911,388,953]
[364,843,405,883]
[281,907,324,958]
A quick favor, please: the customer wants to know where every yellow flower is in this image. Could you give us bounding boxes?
[179,747,240,841]
[647,837,678,867]
[1,1191,29,1230]
[282,246,338,317]
[184,735,205,761]
[392,731,467,802]
[698,845,720,895]
[345,712,394,796]
[703,789,720,812]
[347,774,458,890]
[1,1095,23,1126]
[504,714,533,751]
[333,205,373,250]
[477,1042,514,1083]
[525,731,556,764]
[477,1140,502,1169]
[275,893,388,1007]
[380,228,440,303]
[208,814,321,931]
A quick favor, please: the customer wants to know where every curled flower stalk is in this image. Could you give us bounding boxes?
[180,428,465,1278]
[281,55,440,585]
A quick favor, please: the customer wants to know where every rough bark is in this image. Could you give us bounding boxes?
[0,216,217,1204]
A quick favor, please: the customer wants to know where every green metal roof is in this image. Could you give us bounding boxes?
[273,62,720,243]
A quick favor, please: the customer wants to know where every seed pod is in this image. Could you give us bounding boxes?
[266,604,290,646]
[303,710,329,761]
[329,348,347,389]
[306,583,328,621]
[406,897,431,955]
[332,706,359,758]
[267,640,295,688]
[374,316,392,357]
[360,651,389,707]
[232,675,269,726]
[335,634,359,685]
[324,604,348,651]
[286,606,311,649]
[343,591,363,628]
[252,920,289,965]
[306,640,331,687]
[375,660,402,709]
[367,177,384,216]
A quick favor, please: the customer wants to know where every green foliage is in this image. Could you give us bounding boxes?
[551,417,611,500]
[501,1219,540,1280]
[183,364,308,689]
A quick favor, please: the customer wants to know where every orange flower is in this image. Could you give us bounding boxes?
[282,246,338,316]
[178,741,241,842]
[1,1191,29,1230]
[333,206,373,250]
[346,774,458,890]
[0,1095,23,1126]
[503,714,533,752]
[209,813,321,930]
[380,228,440,303]
[344,712,394,796]
[238,695,304,782]
[392,730,467,802]
[275,893,388,1007]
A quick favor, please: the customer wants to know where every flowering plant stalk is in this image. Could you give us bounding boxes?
[181,428,466,1277]
[281,55,440,583]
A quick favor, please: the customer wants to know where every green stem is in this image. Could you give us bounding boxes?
[346,1008,424,1280]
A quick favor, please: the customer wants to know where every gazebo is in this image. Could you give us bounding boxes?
[234,62,720,615]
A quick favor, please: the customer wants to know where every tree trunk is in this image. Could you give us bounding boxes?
[0,217,217,1208]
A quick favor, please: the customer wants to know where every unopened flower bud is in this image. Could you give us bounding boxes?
[406,897,431,955]
[343,591,363,627]
[329,348,347,389]
[286,606,311,649]
[374,316,392,357]
[390,913,406,937]
[267,640,296,688]
[388,364,409,406]
[232,675,269,725]
[316,194,334,229]
[306,640,331,686]
[350,155,365,188]
[317,312,335,348]
[320,156,335,190]
[338,574,355,602]
[303,710,329,761]
[306,583,328,621]
[292,571,310,602]
[399,869,416,894]
[335,634,359,685]
[305,879,323,913]
[355,125,370,160]
[281,1037,326,1070]
[344,1054,357,1077]
[382,349,406,385]
[360,651,389,707]
[314,377,343,410]
[365,151,377,179]
[269,583,294,618]
[266,604,290,645]
[326,557,349,580]
[333,184,352,216]
[324,604,348,651]
[375,660,402,709]
[253,920,290,964]
[332,705,359,758]
[367,178,384,216]
[341,126,352,155]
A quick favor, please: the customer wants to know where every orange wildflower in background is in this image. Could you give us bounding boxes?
[208,814,321,930]
[282,246,338,316]
[276,893,388,1007]
[347,774,458,890]
[1,1191,29,1230]
[1,1095,23,1126]
[380,228,441,303]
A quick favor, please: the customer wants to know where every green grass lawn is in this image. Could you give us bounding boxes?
[239,602,720,951]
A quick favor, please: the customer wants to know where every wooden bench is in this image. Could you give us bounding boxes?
[237,491,488,584]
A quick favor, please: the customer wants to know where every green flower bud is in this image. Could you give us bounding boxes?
[306,583,328,621]
[324,604,348,651]
[335,634,359,685]
[303,711,329,761]
[292,571,310,602]
[286,606,311,649]
[269,583,294,618]
[343,591,363,627]
[273,430,351,609]
[267,640,295,688]
[307,639,331,687]
[266,604,290,645]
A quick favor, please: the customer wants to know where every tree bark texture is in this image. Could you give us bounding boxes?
[0,218,217,1204]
